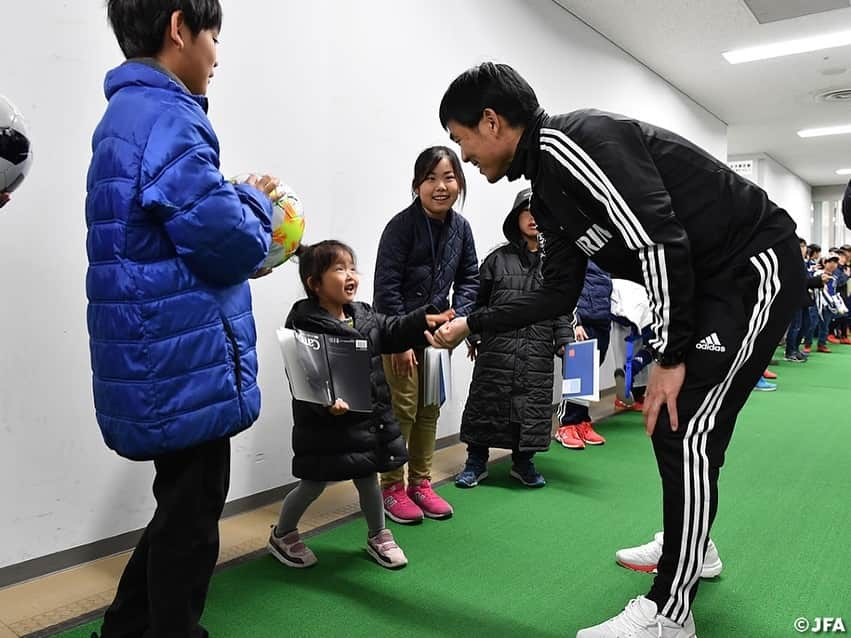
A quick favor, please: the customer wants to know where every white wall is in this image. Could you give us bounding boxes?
[811,185,850,248]
[760,156,813,238]
[0,0,726,569]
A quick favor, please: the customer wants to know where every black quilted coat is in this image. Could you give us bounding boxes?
[460,208,573,452]
[285,299,432,481]
[373,200,479,340]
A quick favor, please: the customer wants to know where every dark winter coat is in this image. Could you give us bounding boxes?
[285,299,431,481]
[575,261,613,327]
[373,200,479,347]
[460,203,573,452]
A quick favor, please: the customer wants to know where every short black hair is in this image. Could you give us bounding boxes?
[107,0,223,59]
[439,62,539,129]
[295,240,356,299]
[807,243,821,258]
[411,146,467,205]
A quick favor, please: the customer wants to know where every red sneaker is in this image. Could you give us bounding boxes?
[631,399,644,412]
[803,345,812,354]
[818,344,832,353]
[555,425,585,449]
[762,369,777,379]
[576,421,606,445]
[840,338,851,345]
[827,335,840,344]
[614,397,633,410]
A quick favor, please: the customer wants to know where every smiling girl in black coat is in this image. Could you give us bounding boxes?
[267,240,452,571]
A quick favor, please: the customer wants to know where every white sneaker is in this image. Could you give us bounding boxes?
[267,527,318,568]
[366,529,408,569]
[576,596,696,637]
[615,532,722,578]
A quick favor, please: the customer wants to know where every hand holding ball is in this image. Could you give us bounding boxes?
[231,174,306,271]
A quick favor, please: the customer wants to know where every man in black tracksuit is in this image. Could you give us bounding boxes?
[430,63,804,638]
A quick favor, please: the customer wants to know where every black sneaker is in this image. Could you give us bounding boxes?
[455,462,488,488]
[784,352,805,363]
[510,463,546,488]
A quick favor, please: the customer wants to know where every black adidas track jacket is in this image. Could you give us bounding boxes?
[466,108,796,359]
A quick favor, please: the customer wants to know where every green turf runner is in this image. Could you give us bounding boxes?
[53,347,851,637]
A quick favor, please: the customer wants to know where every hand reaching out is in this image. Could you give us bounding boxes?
[425,316,470,349]
[426,308,455,329]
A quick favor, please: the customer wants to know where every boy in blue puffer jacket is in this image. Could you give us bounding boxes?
[86,2,276,636]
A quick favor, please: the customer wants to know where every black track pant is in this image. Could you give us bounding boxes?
[646,236,804,624]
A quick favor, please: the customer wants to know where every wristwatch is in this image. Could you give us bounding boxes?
[653,349,685,368]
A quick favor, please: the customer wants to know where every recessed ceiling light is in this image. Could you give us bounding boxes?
[798,124,851,138]
[723,30,851,64]
[836,168,851,175]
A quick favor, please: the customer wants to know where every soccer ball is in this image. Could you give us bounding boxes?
[230,175,305,270]
[0,95,33,193]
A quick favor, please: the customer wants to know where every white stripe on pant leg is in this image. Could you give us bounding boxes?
[678,252,781,618]
[662,250,780,622]
[665,253,771,621]
[667,251,780,621]
[667,251,779,621]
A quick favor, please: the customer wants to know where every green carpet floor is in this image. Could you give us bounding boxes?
[56,347,850,637]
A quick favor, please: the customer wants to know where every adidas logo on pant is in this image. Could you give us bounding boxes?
[695,332,726,352]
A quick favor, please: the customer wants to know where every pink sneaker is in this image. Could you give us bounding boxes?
[382,483,424,524]
[408,480,453,519]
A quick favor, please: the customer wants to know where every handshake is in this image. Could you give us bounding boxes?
[424,311,470,350]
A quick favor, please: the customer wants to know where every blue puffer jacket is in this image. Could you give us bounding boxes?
[373,200,479,325]
[86,61,273,460]
[575,261,613,326]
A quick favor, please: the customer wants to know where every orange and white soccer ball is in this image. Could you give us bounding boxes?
[231,175,305,269]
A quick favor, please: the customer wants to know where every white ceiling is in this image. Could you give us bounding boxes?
[553,0,851,186]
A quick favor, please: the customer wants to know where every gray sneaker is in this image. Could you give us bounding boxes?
[267,527,317,568]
